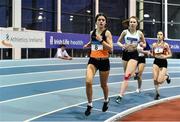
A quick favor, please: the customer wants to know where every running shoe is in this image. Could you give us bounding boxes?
[154,93,160,100]
[166,74,171,84]
[136,88,141,93]
[115,96,122,104]
[102,99,110,112]
[85,105,93,116]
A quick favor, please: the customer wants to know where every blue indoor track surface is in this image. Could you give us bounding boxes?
[0,58,180,121]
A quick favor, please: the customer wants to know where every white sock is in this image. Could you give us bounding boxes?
[87,102,92,107]
[104,98,109,102]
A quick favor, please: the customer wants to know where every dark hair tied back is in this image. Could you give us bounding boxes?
[95,13,108,28]
[95,13,107,23]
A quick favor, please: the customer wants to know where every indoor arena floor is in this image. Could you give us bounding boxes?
[0,58,180,121]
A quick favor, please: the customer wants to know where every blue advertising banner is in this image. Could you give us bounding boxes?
[46,32,89,49]
[46,32,180,52]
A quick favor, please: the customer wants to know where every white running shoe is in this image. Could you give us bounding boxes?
[136,88,141,93]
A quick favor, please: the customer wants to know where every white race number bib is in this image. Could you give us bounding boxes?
[154,47,164,54]
[91,40,103,51]
[91,44,103,51]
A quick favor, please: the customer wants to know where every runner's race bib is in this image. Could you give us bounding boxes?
[126,37,138,45]
[154,47,164,54]
[91,40,103,51]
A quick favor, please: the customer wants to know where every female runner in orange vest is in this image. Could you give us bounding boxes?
[83,13,113,116]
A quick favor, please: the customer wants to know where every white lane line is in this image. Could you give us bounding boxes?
[0,67,123,87]
[1,77,180,104]
[0,85,84,104]
[1,70,180,88]
[0,69,132,88]
[0,61,180,69]
[0,62,87,69]
[0,61,124,69]
[0,68,87,77]
[105,95,180,122]
[23,85,180,122]
[1,57,177,63]
[77,105,119,114]
[0,76,85,88]
[0,58,88,64]
[0,58,56,62]
[0,58,178,67]
[0,63,123,77]
[0,67,123,77]
[0,58,89,63]
[1,65,180,77]
[0,78,152,104]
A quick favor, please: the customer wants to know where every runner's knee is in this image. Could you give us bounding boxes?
[124,73,131,81]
